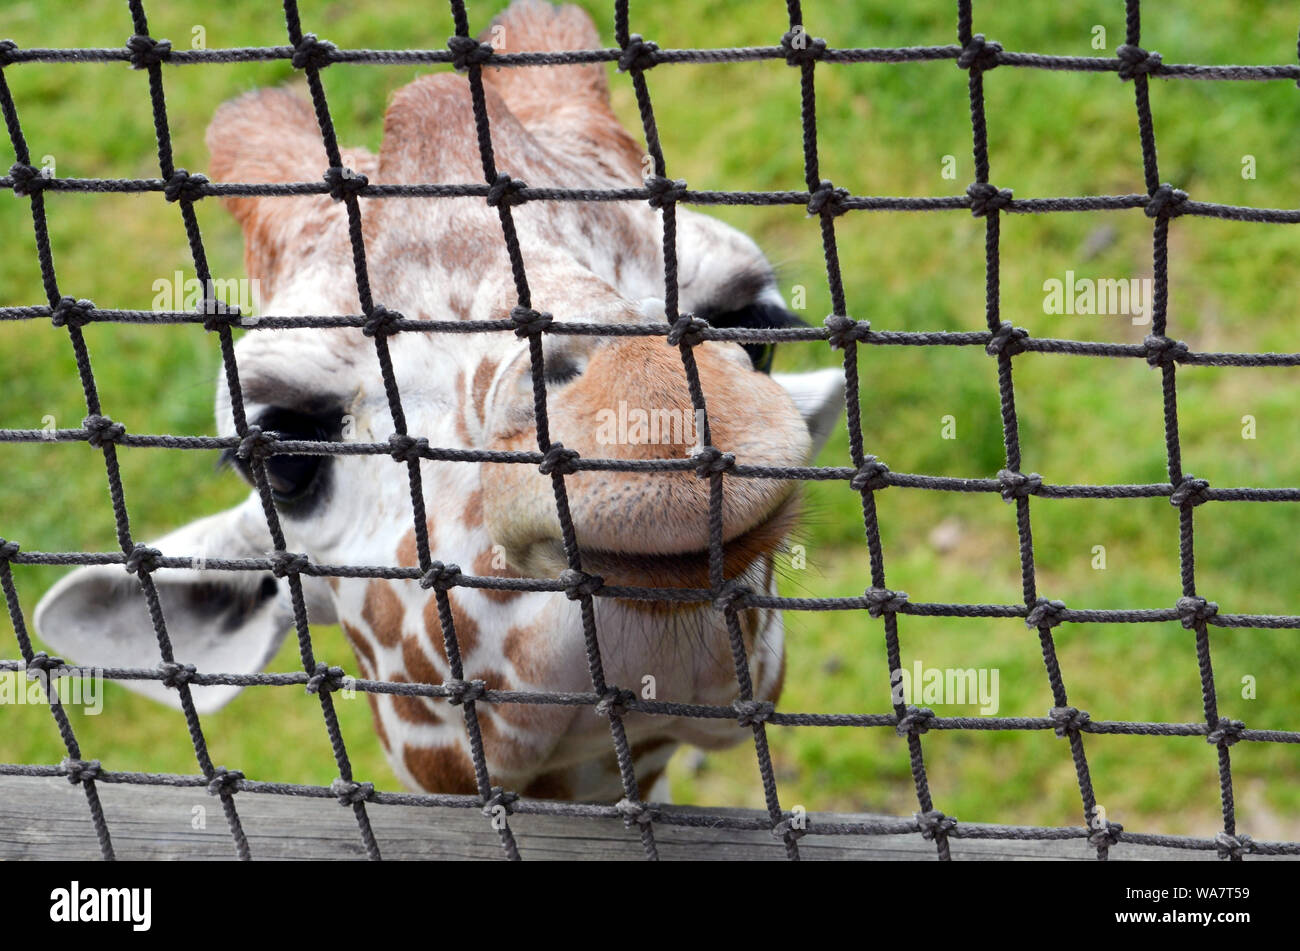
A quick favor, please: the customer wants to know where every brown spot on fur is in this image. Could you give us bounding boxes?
[472,357,497,426]
[471,669,548,768]
[366,694,391,752]
[448,288,473,320]
[396,516,437,569]
[402,634,444,686]
[522,770,572,800]
[462,489,484,528]
[403,743,478,794]
[326,576,339,592]
[341,621,377,670]
[472,547,524,603]
[453,368,472,445]
[422,591,479,660]
[362,580,403,648]
[388,674,443,725]
[503,624,547,684]
[396,531,418,569]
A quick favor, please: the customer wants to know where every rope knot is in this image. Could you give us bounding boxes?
[617,34,660,72]
[713,579,752,613]
[595,687,635,718]
[1143,333,1189,366]
[864,586,908,618]
[958,34,1002,71]
[1145,182,1188,219]
[291,33,336,70]
[362,302,402,338]
[667,314,710,347]
[850,455,891,492]
[445,678,486,706]
[539,443,580,476]
[330,777,374,806]
[1089,818,1124,848]
[388,433,428,463]
[559,567,604,600]
[26,651,64,678]
[896,705,935,737]
[967,181,1014,216]
[824,314,870,349]
[207,766,244,797]
[1025,596,1068,630]
[986,321,1029,356]
[306,662,346,695]
[124,543,161,577]
[126,34,172,69]
[780,28,828,66]
[0,40,18,67]
[615,797,656,826]
[1117,44,1163,80]
[62,757,102,785]
[269,550,309,578]
[9,162,51,196]
[1176,595,1219,629]
[806,179,851,217]
[481,786,518,818]
[1214,831,1254,860]
[510,305,553,337]
[1048,705,1091,737]
[0,538,19,561]
[236,425,275,461]
[324,165,369,202]
[692,445,736,478]
[1169,474,1210,508]
[486,172,527,207]
[447,34,495,70]
[419,561,462,591]
[51,296,94,328]
[915,809,957,840]
[1207,717,1246,747]
[199,298,241,332]
[733,698,774,727]
[158,661,197,689]
[644,175,687,209]
[997,468,1042,501]
[770,816,808,841]
[163,168,208,203]
[83,414,125,448]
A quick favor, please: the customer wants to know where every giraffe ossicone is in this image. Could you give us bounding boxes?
[35,0,846,802]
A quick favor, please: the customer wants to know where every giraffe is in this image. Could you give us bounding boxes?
[34,0,844,802]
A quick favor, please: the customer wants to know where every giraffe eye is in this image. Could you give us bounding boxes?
[220,407,340,512]
[698,298,804,373]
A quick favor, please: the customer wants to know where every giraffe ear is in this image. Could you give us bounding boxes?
[480,1,644,180]
[33,497,335,714]
[206,87,377,301]
[772,367,846,460]
[379,2,643,185]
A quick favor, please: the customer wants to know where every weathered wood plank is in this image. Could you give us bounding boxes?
[0,775,1284,860]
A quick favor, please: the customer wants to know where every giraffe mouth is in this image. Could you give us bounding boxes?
[574,491,800,591]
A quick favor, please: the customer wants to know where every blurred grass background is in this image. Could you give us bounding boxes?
[1,0,1298,838]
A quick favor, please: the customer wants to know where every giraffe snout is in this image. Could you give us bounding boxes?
[480,336,812,584]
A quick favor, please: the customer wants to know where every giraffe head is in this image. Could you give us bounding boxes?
[35,0,843,798]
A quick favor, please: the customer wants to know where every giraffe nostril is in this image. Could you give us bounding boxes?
[543,355,582,386]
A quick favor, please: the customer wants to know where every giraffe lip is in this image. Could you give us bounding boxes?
[575,492,799,589]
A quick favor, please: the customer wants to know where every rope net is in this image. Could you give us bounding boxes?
[2,0,1299,861]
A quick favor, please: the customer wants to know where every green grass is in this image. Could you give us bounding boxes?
[1,0,1298,839]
